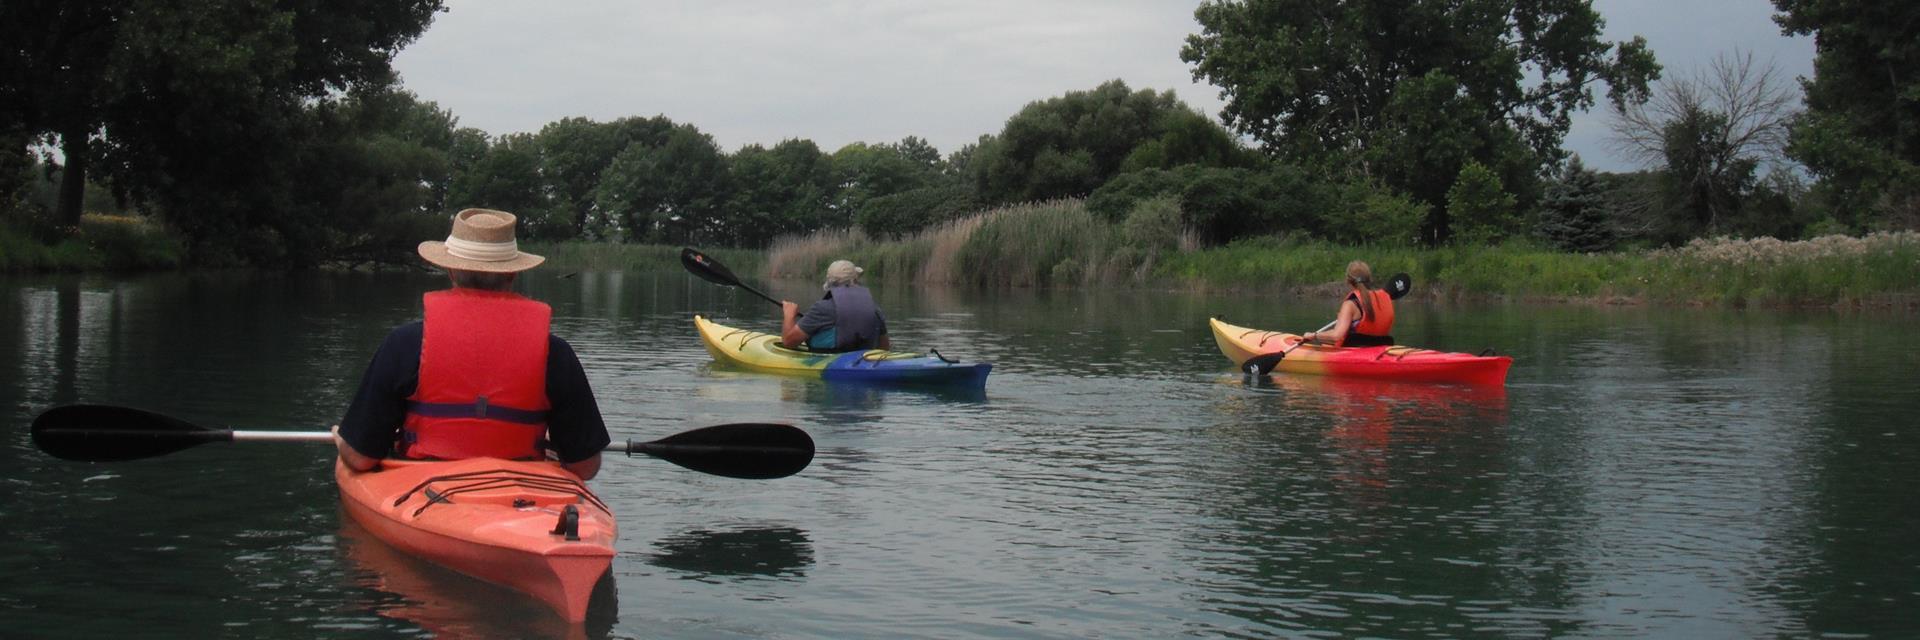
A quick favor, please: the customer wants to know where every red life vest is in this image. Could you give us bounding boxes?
[400,289,551,460]
[1343,289,1395,346]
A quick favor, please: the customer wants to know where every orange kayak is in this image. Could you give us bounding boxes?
[1210,317,1511,385]
[335,457,617,622]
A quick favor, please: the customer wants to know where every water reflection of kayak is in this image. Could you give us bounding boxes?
[1210,317,1511,385]
[337,515,618,639]
[696,315,991,387]
[1257,373,1510,428]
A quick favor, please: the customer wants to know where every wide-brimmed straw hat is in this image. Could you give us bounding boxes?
[417,208,545,273]
[823,259,863,290]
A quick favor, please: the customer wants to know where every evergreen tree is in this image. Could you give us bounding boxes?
[1536,158,1616,252]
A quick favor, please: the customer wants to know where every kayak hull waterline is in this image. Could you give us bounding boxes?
[335,457,616,622]
[1209,317,1511,385]
[695,315,990,387]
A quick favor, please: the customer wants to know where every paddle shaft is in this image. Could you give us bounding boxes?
[33,404,815,478]
[721,278,781,307]
[193,431,785,456]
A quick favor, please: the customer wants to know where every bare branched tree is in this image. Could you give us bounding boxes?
[1607,50,1801,238]
[1610,50,1798,170]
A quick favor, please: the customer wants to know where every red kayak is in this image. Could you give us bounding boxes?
[1210,317,1511,385]
[335,457,616,622]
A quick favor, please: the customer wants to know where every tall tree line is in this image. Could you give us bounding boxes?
[6,0,1915,269]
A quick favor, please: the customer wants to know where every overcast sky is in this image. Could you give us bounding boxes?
[390,0,1814,173]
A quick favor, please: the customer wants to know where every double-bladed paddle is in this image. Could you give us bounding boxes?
[681,247,782,308]
[30,404,814,480]
[1240,272,1415,377]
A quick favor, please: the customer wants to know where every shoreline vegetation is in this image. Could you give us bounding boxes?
[759,200,1920,310]
[8,200,1916,310]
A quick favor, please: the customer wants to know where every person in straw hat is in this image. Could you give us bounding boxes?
[780,259,891,352]
[333,208,611,479]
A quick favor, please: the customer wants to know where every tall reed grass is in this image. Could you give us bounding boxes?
[765,200,1173,288]
[523,242,763,274]
[1,213,182,271]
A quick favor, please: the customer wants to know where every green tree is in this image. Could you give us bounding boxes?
[1087,164,1328,245]
[0,0,445,251]
[1183,0,1659,239]
[1774,0,1920,229]
[856,185,980,238]
[1535,157,1616,252]
[1446,162,1519,245]
[536,116,676,239]
[280,85,455,267]
[831,139,946,222]
[968,80,1244,204]
[728,139,838,247]
[449,133,554,236]
[594,124,731,245]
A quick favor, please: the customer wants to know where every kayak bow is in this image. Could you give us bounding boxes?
[335,457,616,622]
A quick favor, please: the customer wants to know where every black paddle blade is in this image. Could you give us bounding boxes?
[1241,353,1285,377]
[681,247,743,287]
[628,422,814,480]
[31,404,233,462]
[1386,272,1413,299]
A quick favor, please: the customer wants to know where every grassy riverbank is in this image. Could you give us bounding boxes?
[0,214,183,271]
[12,203,1914,309]
[760,200,1920,309]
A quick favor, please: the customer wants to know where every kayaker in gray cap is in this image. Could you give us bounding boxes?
[780,259,892,352]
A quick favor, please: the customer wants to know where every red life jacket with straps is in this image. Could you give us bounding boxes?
[400,288,551,460]
[1343,289,1395,346]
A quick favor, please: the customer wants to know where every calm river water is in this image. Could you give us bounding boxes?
[2,270,1915,638]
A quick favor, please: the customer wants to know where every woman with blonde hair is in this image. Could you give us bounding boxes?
[1303,260,1395,347]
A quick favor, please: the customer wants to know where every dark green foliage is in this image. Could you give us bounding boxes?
[1320,181,1429,247]
[1774,0,1920,229]
[1087,164,1327,245]
[449,133,556,237]
[968,80,1247,204]
[1119,195,1185,254]
[1536,159,1617,252]
[831,139,948,221]
[1659,107,1756,239]
[1361,72,1542,242]
[2,0,447,264]
[1446,162,1519,245]
[1178,167,1317,245]
[76,214,182,270]
[594,124,732,245]
[536,116,678,239]
[1183,0,1658,238]
[728,139,837,247]
[857,186,980,238]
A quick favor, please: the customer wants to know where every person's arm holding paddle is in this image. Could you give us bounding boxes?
[780,301,808,348]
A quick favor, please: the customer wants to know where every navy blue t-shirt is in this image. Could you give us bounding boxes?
[337,321,611,463]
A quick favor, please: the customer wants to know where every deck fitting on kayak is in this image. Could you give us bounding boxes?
[551,504,581,541]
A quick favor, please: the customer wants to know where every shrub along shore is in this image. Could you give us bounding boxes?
[8,201,1916,309]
